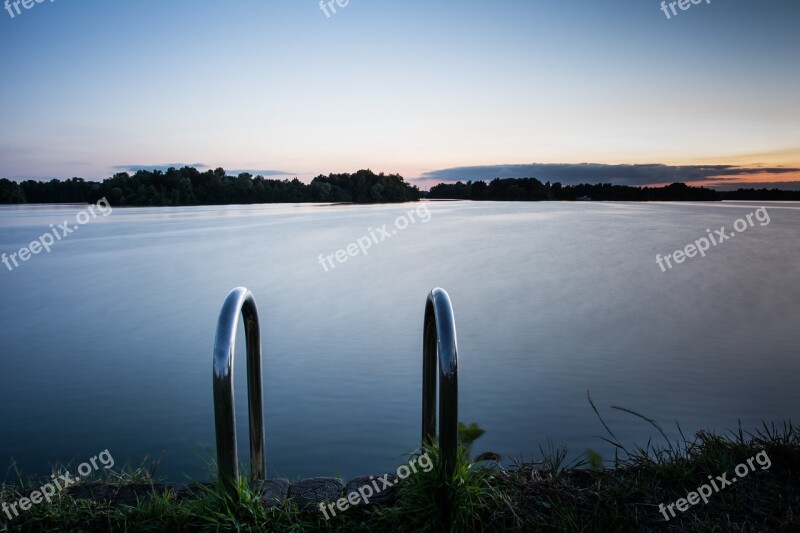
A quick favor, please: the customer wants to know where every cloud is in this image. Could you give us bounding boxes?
[419,163,800,186]
[112,163,208,173]
[226,169,295,177]
[111,164,294,176]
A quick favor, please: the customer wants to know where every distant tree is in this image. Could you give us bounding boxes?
[0,178,26,203]
[428,181,471,199]
[428,178,721,202]
[470,181,489,200]
[719,187,800,201]
[311,169,420,203]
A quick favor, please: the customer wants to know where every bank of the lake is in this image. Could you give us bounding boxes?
[2,420,798,532]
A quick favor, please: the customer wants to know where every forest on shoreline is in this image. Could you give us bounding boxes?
[1,168,799,205]
[0,168,420,206]
[427,178,800,201]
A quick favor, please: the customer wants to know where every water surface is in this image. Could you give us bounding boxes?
[1,201,798,482]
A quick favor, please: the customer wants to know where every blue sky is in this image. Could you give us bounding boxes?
[1,0,798,187]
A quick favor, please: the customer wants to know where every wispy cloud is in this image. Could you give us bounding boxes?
[111,164,295,177]
[419,163,800,186]
[226,169,296,177]
[112,163,208,173]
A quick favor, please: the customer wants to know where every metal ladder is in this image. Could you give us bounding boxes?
[211,287,459,495]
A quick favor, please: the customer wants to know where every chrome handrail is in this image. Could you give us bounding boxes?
[211,286,459,492]
[422,288,459,476]
[213,287,265,495]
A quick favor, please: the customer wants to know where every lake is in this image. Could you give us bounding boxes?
[1,200,798,483]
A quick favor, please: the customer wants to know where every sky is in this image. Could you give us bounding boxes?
[1,0,798,189]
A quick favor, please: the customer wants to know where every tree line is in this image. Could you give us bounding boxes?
[2,171,799,205]
[0,168,420,206]
[426,178,800,201]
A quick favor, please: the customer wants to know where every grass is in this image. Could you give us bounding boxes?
[2,413,799,532]
[486,398,800,531]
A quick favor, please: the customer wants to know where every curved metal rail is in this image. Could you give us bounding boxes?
[422,288,459,476]
[210,286,459,492]
[213,287,265,494]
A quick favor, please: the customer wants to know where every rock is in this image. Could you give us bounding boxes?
[288,477,343,510]
[66,482,172,507]
[112,484,171,506]
[65,481,114,501]
[259,478,290,508]
[173,482,214,501]
[344,474,399,507]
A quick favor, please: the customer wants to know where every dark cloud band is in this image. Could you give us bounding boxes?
[420,163,800,186]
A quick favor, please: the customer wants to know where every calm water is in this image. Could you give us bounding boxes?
[1,201,798,483]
